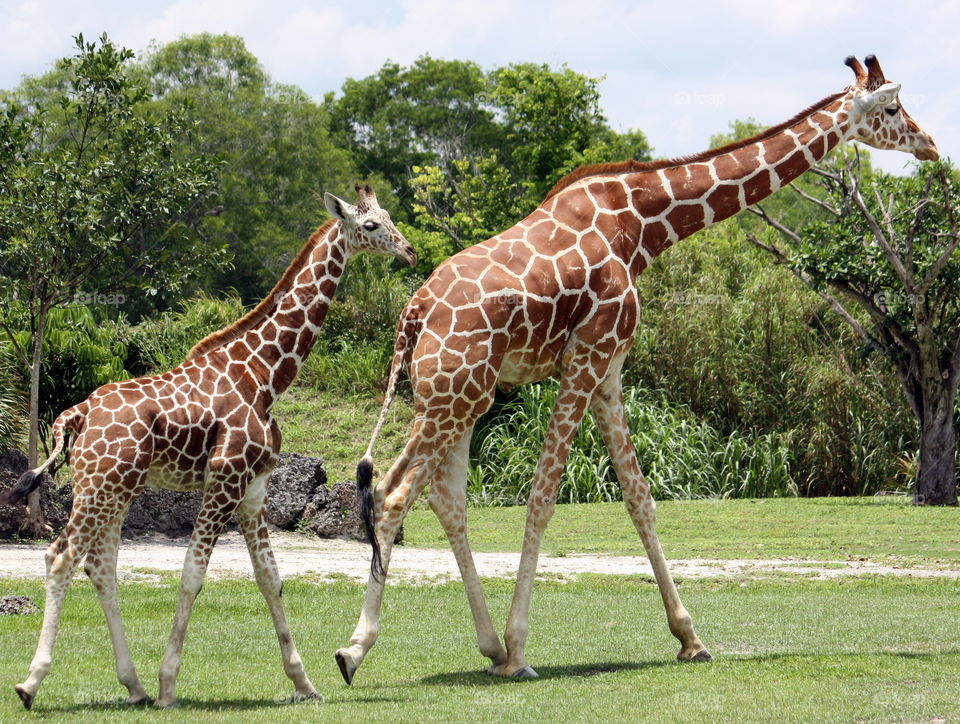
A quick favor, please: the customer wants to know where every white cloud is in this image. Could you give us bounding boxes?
[0,0,953,174]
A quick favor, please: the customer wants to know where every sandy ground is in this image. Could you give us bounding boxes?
[1,531,958,583]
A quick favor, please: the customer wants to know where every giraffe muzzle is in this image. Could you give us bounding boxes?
[913,138,939,162]
[401,244,418,267]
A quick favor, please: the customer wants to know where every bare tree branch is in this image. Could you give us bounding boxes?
[745,232,881,350]
[789,184,841,217]
[0,317,30,369]
[846,158,914,290]
[746,204,803,244]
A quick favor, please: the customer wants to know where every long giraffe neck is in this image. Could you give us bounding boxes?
[225,224,349,407]
[550,89,856,277]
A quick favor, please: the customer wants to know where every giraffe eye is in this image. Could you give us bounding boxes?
[363,221,379,232]
[884,106,899,117]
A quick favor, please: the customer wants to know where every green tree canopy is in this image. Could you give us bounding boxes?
[0,34,223,532]
[141,33,364,303]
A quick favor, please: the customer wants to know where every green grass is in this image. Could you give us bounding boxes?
[273,386,414,484]
[404,496,960,564]
[0,575,958,722]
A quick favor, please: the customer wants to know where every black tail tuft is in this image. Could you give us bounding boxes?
[0,471,43,507]
[356,458,383,581]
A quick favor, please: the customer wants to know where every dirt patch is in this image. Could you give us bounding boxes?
[0,532,957,583]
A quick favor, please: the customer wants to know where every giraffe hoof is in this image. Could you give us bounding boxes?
[678,647,712,662]
[511,665,539,679]
[15,684,33,711]
[155,698,180,709]
[293,689,323,703]
[126,694,154,706]
[335,650,356,686]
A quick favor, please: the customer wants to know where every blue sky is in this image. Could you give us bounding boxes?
[0,0,955,175]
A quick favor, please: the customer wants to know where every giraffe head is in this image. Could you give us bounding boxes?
[843,55,938,161]
[324,184,418,266]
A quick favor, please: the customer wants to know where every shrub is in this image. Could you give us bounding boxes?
[468,382,795,505]
[120,293,245,375]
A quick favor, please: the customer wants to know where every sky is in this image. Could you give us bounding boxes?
[0,0,956,175]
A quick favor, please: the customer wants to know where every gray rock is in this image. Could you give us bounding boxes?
[265,453,327,529]
[0,595,40,615]
[123,488,204,536]
[0,450,71,540]
[301,480,402,544]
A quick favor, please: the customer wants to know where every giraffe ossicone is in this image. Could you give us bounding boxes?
[335,55,938,683]
[0,183,414,710]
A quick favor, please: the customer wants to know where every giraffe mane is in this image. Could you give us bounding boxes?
[185,219,338,361]
[544,90,849,200]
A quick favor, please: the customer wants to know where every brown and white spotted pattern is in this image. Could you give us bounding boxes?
[334,56,938,683]
[8,185,416,710]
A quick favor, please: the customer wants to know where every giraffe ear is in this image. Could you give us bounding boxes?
[324,192,353,222]
[853,82,901,115]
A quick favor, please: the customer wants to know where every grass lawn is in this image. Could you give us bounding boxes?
[0,574,958,723]
[405,496,960,565]
[273,387,414,484]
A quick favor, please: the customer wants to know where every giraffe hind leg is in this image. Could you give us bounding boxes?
[590,372,710,662]
[83,505,152,705]
[236,475,319,701]
[427,429,507,667]
[335,416,472,684]
[14,498,95,708]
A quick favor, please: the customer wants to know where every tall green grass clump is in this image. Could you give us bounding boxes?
[120,293,245,374]
[469,382,795,506]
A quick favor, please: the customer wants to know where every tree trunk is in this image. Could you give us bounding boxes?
[914,383,958,506]
[23,308,51,537]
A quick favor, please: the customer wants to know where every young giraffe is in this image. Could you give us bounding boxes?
[335,56,938,683]
[1,185,416,710]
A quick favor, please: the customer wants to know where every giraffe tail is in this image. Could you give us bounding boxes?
[356,308,420,581]
[0,404,86,507]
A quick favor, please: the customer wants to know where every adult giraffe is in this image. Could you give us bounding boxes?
[1,185,416,710]
[336,56,938,682]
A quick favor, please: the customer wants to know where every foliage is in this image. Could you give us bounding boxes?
[141,33,364,304]
[628,222,915,496]
[748,158,960,503]
[0,33,222,474]
[328,56,651,254]
[469,381,794,506]
[118,293,245,375]
[325,56,499,218]
[0,305,128,443]
[0,34,225,312]
[0,351,26,452]
[301,255,416,397]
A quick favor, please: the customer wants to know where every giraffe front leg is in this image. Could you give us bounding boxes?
[590,373,710,663]
[492,382,593,679]
[156,482,237,708]
[236,485,319,702]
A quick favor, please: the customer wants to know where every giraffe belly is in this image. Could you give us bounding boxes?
[498,348,561,389]
[144,456,207,491]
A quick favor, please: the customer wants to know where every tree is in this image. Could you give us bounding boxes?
[142,33,362,304]
[325,56,499,218]
[747,156,959,504]
[393,61,651,257]
[0,34,222,533]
